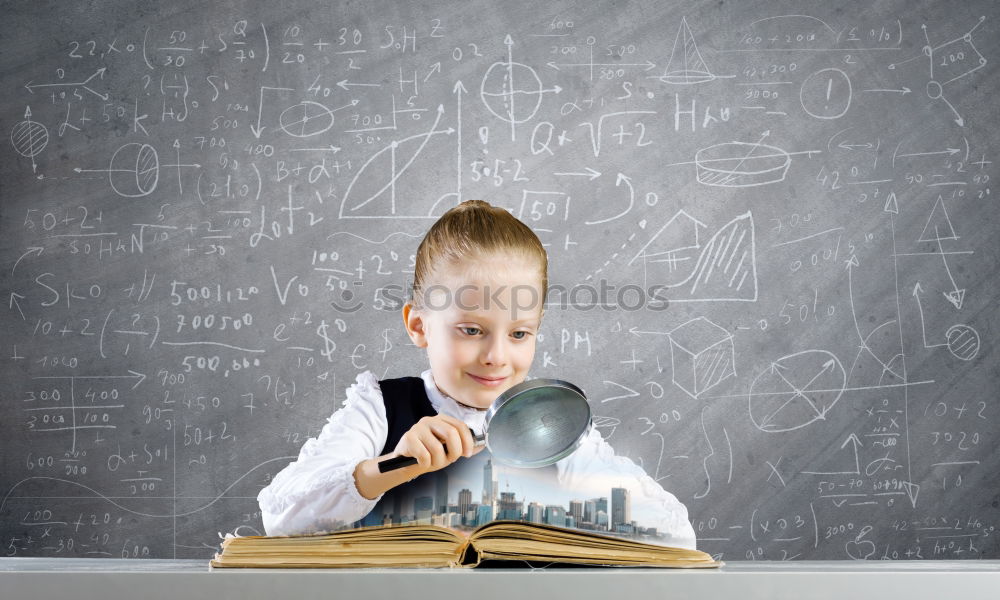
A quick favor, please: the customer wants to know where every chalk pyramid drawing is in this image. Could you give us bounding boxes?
[654,17,718,84]
[915,195,965,309]
[917,196,958,243]
[630,211,757,302]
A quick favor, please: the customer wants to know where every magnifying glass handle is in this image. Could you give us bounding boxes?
[377,429,485,472]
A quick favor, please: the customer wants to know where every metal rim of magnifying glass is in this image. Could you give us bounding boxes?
[482,377,592,468]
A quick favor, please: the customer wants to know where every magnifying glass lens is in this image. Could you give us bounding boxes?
[378,379,591,473]
[487,386,591,467]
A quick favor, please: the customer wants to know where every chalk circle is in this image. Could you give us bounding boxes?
[480,61,543,125]
[748,350,846,433]
[659,70,716,85]
[11,120,49,157]
[800,68,852,120]
[695,141,791,187]
[109,142,158,197]
[926,80,943,100]
[279,101,335,138]
[945,324,980,361]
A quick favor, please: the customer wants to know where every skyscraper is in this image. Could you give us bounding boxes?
[497,491,523,520]
[415,495,434,523]
[569,500,584,522]
[595,497,608,516]
[458,488,472,521]
[482,458,497,506]
[527,502,545,524]
[434,470,448,514]
[476,504,494,527]
[544,505,566,527]
[611,487,630,530]
[596,510,609,529]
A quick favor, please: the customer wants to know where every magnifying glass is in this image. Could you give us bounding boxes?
[378,378,592,472]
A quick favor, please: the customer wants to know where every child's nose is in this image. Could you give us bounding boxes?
[481,335,507,365]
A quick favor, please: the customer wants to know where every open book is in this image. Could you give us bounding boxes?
[210,519,721,568]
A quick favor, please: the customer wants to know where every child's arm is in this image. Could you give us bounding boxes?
[352,455,420,500]
[556,427,699,549]
[354,413,483,499]
[257,371,388,536]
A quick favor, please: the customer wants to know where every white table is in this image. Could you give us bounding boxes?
[2,558,999,599]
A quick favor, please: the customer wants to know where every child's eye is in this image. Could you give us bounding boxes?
[512,331,531,340]
[460,326,481,336]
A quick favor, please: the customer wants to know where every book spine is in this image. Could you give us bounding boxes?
[455,538,481,568]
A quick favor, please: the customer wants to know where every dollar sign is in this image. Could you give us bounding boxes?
[316,320,336,362]
[379,328,393,360]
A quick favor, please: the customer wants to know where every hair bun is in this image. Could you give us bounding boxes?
[410,198,548,310]
[457,199,492,210]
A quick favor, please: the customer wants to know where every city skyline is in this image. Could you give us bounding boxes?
[375,455,664,539]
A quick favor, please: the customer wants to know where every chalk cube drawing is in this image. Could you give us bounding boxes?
[668,317,735,398]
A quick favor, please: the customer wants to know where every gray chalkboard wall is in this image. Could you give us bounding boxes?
[2,0,998,562]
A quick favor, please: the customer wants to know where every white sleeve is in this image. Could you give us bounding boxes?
[257,371,388,536]
[556,427,699,550]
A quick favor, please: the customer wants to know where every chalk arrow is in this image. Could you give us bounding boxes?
[554,167,601,180]
[838,141,874,151]
[127,369,147,389]
[943,289,966,310]
[897,148,961,158]
[24,68,108,100]
[12,246,44,275]
[768,361,789,375]
[901,481,920,508]
[336,79,380,90]
[628,327,671,338]
[9,292,26,320]
[860,87,911,94]
[912,282,948,348]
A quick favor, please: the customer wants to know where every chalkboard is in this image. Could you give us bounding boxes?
[2,0,997,562]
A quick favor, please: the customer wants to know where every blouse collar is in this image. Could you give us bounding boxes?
[420,368,488,430]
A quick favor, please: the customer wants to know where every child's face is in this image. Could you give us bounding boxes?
[403,257,544,411]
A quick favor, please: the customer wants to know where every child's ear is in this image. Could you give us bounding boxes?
[402,301,429,348]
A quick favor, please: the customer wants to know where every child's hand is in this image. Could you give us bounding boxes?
[393,414,485,475]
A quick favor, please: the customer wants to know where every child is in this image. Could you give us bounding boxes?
[257,200,698,550]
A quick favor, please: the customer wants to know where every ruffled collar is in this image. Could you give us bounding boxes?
[420,369,488,430]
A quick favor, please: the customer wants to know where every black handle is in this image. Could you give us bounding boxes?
[377,430,485,473]
[378,453,419,472]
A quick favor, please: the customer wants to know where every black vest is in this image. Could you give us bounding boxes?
[352,375,557,529]
[352,375,453,528]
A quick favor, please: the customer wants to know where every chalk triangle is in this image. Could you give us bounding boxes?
[883,191,898,214]
[917,196,958,243]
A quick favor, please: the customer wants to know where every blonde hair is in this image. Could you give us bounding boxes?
[410,200,548,311]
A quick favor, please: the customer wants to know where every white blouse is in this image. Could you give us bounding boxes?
[257,369,698,550]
